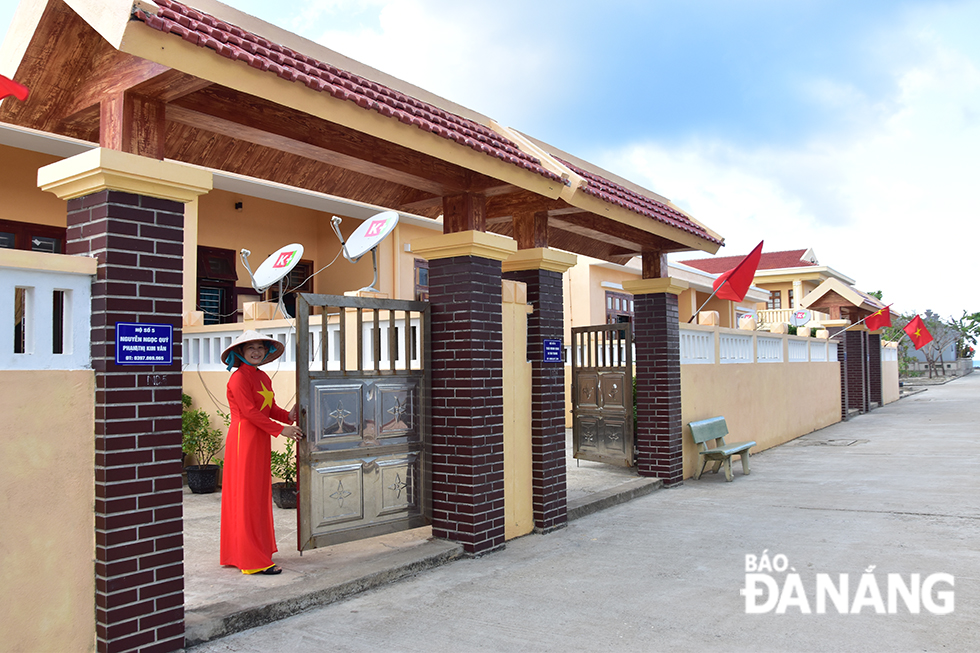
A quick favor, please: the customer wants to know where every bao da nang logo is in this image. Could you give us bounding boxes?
[741,551,954,614]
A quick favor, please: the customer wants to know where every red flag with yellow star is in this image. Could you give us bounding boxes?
[903,315,933,350]
[865,305,892,331]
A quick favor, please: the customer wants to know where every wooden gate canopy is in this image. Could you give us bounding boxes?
[0,0,724,263]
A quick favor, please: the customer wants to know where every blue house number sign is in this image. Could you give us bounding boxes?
[543,339,563,363]
[115,322,173,365]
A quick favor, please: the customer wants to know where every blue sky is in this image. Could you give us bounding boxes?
[2,0,978,320]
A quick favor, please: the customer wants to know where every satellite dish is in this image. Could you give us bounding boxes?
[790,309,812,326]
[241,243,305,293]
[341,211,399,262]
[331,211,400,293]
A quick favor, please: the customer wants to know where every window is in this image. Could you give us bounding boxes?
[605,291,634,324]
[265,259,314,316]
[414,259,429,301]
[0,219,66,253]
[767,290,782,310]
[197,246,238,325]
[787,289,795,309]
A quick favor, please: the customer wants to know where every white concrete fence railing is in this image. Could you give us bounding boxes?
[183,313,424,372]
[0,250,96,370]
[679,323,840,365]
[757,307,831,327]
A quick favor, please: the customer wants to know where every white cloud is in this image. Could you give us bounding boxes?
[603,25,980,320]
[305,0,566,127]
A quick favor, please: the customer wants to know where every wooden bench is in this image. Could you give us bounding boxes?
[689,417,756,482]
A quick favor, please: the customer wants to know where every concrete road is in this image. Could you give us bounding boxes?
[189,373,980,652]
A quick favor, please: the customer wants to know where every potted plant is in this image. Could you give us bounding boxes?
[181,393,225,494]
[270,438,297,509]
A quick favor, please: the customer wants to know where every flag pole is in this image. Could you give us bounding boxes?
[687,278,728,323]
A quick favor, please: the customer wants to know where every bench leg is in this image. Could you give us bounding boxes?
[740,451,751,476]
[694,456,706,480]
[724,457,733,482]
[709,460,722,475]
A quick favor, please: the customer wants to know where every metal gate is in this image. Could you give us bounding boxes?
[571,324,634,467]
[295,293,430,551]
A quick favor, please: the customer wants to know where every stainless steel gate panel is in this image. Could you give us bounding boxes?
[571,324,634,467]
[297,294,430,551]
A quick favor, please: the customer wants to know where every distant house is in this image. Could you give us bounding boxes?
[680,247,856,328]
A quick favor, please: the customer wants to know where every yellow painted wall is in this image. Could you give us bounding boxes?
[0,371,96,653]
[502,280,533,540]
[0,144,67,227]
[680,361,841,478]
[882,358,900,405]
[563,356,842,472]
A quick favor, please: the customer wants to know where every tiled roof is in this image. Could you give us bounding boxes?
[134,0,564,184]
[681,249,814,273]
[556,158,722,246]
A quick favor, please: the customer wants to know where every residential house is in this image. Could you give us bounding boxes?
[680,247,855,328]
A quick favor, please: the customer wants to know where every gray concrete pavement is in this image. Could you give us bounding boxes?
[187,373,980,652]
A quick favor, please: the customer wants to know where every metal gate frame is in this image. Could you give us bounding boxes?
[295,293,431,551]
[571,323,634,467]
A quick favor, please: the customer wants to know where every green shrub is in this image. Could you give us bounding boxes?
[181,393,225,467]
[270,438,296,488]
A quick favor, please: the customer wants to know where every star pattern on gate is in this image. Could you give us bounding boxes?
[387,472,407,499]
[330,479,352,507]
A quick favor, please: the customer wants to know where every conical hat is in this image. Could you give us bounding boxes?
[220,330,286,368]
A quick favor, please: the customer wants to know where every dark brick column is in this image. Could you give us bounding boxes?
[844,330,868,415]
[868,332,882,407]
[41,149,211,653]
[624,279,687,486]
[503,249,575,533]
[66,190,185,652]
[415,229,517,556]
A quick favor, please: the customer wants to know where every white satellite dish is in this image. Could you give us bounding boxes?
[241,243,305,293]
[790,309,812,327]
[331,211,400,293]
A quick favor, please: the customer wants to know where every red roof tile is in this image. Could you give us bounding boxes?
[556,158,722,246]
[135,0,564,184]
[680,249,814,273]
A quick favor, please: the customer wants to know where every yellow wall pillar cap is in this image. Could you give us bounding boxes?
[411,230,518,262]
[502,247,577,273]
[821,319,851,329]
[38,147,213,203]
[622,277,689,296]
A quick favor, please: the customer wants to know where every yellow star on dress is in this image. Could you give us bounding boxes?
[257,383,275,410]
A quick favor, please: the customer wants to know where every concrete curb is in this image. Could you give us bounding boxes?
[185,540,464,647]
[567,477,663,522]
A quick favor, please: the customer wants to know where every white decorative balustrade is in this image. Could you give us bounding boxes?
[183,313,423,371]
[678,324,840,366]
[1,251,95,370]
[719,332,753,364]
[756,336,783,363]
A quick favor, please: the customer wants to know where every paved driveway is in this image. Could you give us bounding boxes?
[190,373,980,652]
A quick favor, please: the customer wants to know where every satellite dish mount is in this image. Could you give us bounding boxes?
[240,243,305,317]
[331,211,399,293]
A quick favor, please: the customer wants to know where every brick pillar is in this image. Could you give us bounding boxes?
[40,149,211,653]
[868,332,882,407]
[503,248,576,532]
[836,339,848,420]
[623,278,688,487]
[414,232,517,555]
[844,330,868,415]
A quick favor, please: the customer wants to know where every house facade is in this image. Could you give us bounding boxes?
[1,0,732,651]
[680,247,855,328]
